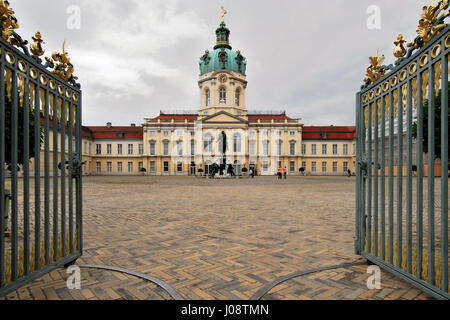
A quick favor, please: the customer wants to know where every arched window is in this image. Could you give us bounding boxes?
[205,89,210,107]
[176,140,183,156]
[235,88,240,106]
[149,141,156,156]
[290,141,296,156]
[249,140,256,156]
[277,140,283,156]
[204,133,213,153]
[263,140,269,156]
[219,87,226,104]
[233,133,241,153]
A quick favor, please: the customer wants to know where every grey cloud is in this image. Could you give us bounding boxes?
[12,0,432,126]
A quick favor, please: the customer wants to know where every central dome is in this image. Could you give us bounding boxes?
[199,22,247,76]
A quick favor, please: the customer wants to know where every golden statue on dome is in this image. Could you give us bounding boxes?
[221,6,227,23]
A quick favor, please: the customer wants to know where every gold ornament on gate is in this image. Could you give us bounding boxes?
[0,0,19,44]
[46,40,78,83]
[408,0,450,49]
[30,31,45,56]
[393,33,407,58]
[364,49,386,87]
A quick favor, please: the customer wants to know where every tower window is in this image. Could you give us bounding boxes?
[205,89,210,107]
[219,87,226,104]
[235,89,240,106]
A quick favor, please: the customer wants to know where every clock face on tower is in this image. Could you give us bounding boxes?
[218,74,228,83]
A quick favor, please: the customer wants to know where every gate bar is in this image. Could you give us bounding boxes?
[368,102,372,254]
[60,97,66,258]
[0,46,5,287]
[381,94,386,260]
[11,65,18,281]
[406,77,413,274]
[389,91,395,265]
[23,71,30,276]
[440,52,448,292]
[44,88,50,266]
[397,84,404,269]
[33,77,41,273]
[427,62,435,286]
[374,99,379,257]
[52,93,58,263]
[416,70,424,281]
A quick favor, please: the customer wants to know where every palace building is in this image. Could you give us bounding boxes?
[73,19,356,176]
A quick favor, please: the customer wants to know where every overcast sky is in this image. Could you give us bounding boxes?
[13,0,432,126]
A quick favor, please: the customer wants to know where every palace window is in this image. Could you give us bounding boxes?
[235,89,240,106]
[205,89,210,107]
[177,162,183,172]
[333,144,338,155]
[353,143,356,155]
[89,142,92,155]
[333,162,338,173]
[191,140,196,156]
[139,144,144,155]
[139,162,143,172]
[219,87,227,104]
[290,161,295,173]
[118,162,123,173]
[107,144,112,155]
[344,162,349,173]
[96,144,102,155]
[322,162,327,173]
[276,141,282,156]
[302,144,306,155]
[322,144,327,155]
[149,130,156,137]
[128,162,133,173]
[163,130,170,137]
[290,131,296,136]
[343,144,349,155]
[128,144,134,155]
[149,141,156,156]
[107,162,112,173]
[204,134,213,153]
[96,162,101,173]
[311,144,317,155]
[311,162,317,172]
[164,161,169,172]
[233,133,241,153]
[302,161,306,170]
[263,140,269,156]
[290,142,296,156]
[177,141,183,156]
[163,141,169,156]
[84,141,87,154]
[263,161,269,172]
[249,140,256,156]
[117,144,123,155]
[150,161,156,173]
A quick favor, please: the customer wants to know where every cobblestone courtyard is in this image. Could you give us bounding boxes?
[2,176,433,300]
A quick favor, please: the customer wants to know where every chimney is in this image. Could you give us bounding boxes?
[130,123,136,127]
[106,122,112,128]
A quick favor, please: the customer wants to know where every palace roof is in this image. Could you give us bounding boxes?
[302,126,356,141]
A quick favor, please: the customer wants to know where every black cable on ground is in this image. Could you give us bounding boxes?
[250,259,368,300]
[76,264,184,300]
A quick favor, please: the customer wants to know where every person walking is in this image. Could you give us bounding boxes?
[278,167,283,180]
[283,166,287,180]
[249,168,254,179]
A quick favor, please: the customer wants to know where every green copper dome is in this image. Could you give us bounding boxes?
[199,23,247,75]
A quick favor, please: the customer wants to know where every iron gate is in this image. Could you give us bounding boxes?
[0,1,82,297]
[356,2,449,300]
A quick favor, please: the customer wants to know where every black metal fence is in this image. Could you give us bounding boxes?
[356,2,449,300]
[0,0,82,297]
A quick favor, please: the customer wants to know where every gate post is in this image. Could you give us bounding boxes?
[355,92,362,255]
